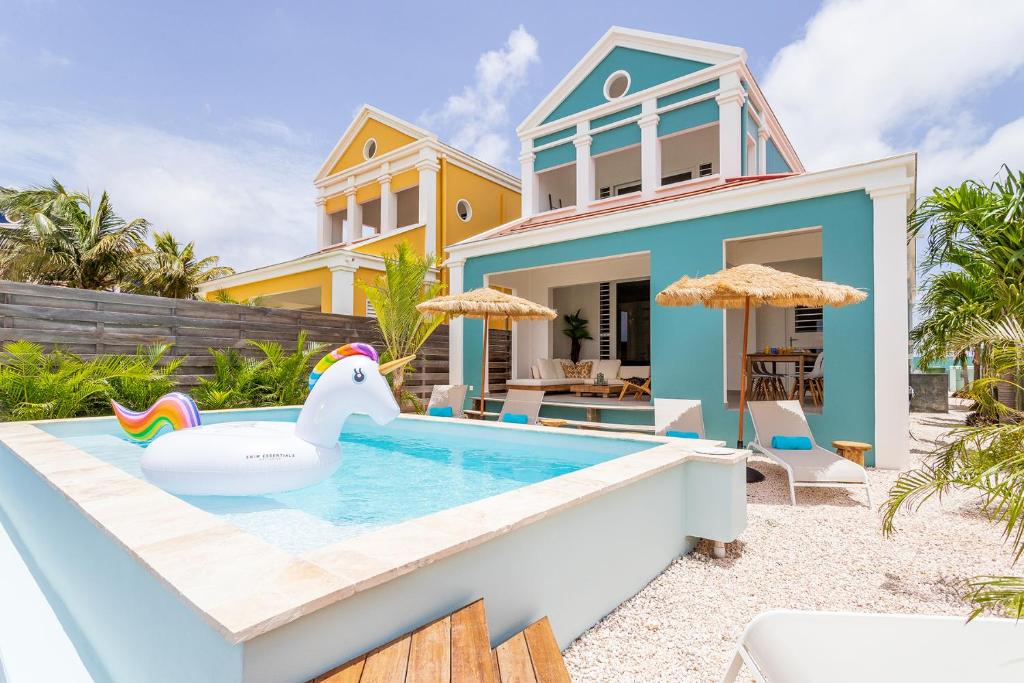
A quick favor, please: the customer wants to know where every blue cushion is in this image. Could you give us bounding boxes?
[771,435,813,450]
[666,430,700,439]
[502,413,529,424]
[428,406,453,418]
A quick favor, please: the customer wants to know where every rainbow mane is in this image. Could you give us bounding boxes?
[112,392,201,443]
[309,343,379,390]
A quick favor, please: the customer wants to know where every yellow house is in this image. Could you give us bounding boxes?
[199,105,521,316]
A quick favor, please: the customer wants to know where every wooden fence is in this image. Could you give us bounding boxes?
[0,280,510,400]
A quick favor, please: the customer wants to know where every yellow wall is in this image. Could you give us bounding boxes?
[440,161,521,261]
[325,195,347,214]
[207,267,332,313]
[352,267,382,317]
[329,119,417,175]
[391,168,419,193]
[352,230,425,259]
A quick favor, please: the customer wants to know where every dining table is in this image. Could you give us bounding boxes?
[745,351,819,406]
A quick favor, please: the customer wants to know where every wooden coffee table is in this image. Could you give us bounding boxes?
[832,440,872,466]
[570,384,621,397]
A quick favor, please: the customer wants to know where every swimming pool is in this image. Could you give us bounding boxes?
[40,409,648,554]
[0,409,748,683]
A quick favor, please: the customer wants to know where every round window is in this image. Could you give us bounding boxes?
[363,138,377,160]
[603,70,631,100]
[455,199,472,222]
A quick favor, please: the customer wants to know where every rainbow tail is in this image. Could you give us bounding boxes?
[112,392,201,443]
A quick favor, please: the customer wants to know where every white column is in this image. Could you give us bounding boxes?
[379,165,395,232]
[716,71,745,180]
[757,128,769,175]
[447,258,466,385]
[315,197,330,249]
[328,263,357,316]
[867,181,913,469]
[416,153,440,257]
[573,121,593,211]
[639,98,661,197]
[343,186,360,243]
[519,138,538,218]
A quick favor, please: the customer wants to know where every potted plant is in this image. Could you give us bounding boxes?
[562,309,593,364]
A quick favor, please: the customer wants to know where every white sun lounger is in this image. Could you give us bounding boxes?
[722,609,1024,683]
[426,384,469,418]
[747,400,871,506]
[498,389,545,425]
[654,398,706,438]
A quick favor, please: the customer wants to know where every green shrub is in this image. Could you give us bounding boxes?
[0,341,180,421]
[192,332,326,410]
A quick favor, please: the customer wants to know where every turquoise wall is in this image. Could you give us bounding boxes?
[535,142,575,172]
[766,139,792,173]
[463,192,878,464]
[591,122,640,156]
[592,104,641,129]
[533,125,576,147]
[657,99,718,138]
[542,47,712,124]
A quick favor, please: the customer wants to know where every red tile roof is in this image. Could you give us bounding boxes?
[468,174,798,243]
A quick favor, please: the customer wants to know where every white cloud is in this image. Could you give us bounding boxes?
[763,0,1024,189]
[38,49,71,68]
[421,26,539,169]
[0,105,318,271]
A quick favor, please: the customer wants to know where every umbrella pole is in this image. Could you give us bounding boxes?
[737,297,750,449]
[480,313,489,416]
[738,297,765,483]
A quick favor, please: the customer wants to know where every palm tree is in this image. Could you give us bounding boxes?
[359,242,444,410]
[562,309,593,363]
[136,231,234,299]
[910,167,1024,390]
[0,179,148,289]
[885,317,1024,620]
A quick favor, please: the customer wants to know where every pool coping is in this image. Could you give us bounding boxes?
[0,410,748,645]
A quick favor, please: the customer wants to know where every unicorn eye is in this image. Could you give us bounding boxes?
[353,368,366,384]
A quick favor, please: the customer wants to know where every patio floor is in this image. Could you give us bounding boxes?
[562,400,1014,682]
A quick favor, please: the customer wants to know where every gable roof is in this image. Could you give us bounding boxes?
[315,105,435,181]
[518,27,745,133]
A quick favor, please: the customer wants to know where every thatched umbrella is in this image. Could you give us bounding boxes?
[418,287,557,413]
[656,263,866,477]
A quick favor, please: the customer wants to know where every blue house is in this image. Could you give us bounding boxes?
[445,27,916,468]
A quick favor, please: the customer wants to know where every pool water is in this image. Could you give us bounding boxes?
[40,409,650,554]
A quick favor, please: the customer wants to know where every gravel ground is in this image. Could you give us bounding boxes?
[563,403,1016,682]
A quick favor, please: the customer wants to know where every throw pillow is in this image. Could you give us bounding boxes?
[561,360,593,379]
[502,413,529,424]
[771,435,813,450]
[428,406,454,418]
[666,430,700,439]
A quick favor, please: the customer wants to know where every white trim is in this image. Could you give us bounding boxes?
[603,70,632,101]
[197,250,385,294]
[519,26,745,133]
[448,259,466,385]
[448,153,917,260]
[455,198,473,222]
[362,137,378,160]
[315,105,433,180]
[738,64,804,173]
[315,109,519,194]
[867,179,914,468]
[522,60,742,141]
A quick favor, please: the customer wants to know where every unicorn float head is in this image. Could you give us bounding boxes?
[113,343,412,497]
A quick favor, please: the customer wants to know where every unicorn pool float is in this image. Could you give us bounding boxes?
[112,343,413,497]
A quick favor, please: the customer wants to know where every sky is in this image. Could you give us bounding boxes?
[2,0,1023,271]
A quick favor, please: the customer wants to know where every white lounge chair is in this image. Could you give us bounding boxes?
[747,400,871,506]
[722,609,1024,683]
[654,398,705,438]
[497,389,545,425]
[426,384,469,418]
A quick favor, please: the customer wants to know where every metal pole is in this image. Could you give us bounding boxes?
[480,313,489,415]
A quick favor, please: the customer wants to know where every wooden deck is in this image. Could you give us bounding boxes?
[310,600,571,683]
